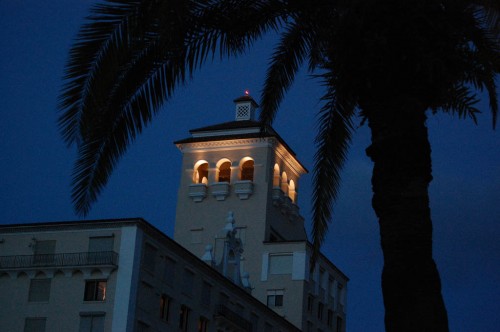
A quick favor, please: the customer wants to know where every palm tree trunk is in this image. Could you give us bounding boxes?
[365,106,449,331]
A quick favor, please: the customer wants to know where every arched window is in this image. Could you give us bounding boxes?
[289,180,297,203]
[240,158,254,181]
[273,164,280,187]
[217,159,232,183]
[193,160,209,184]
[281,172,288,195]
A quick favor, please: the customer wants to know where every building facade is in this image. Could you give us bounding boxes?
[0,94,347,332]
[173,94,347,332]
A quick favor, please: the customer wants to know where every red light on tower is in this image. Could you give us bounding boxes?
[244,90,250,96]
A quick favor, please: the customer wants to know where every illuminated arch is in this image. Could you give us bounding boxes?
[273,164,280,187]
[239,157,254,181]
[216,158,232,183]
[289,180,297,203]
[193,160,209,184]
[280,171,288,195]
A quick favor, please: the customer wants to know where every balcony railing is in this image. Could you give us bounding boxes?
[0,251,118,269]
[215,304,252,331]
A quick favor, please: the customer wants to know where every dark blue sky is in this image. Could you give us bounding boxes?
[1,1,498,331]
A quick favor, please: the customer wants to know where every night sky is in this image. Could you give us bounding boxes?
[1,2,498,331]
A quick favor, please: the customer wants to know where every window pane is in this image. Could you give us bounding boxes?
[84,280,107,301]
[182,269,194,296]
[28,279,51,302]
[163,257,175,284]
[269,254,293,274]
[24,317,46,332]
[201,282,211,306]
[241,160,254,181]
[218,162,231,182]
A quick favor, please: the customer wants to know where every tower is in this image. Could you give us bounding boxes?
[173,94,347,331]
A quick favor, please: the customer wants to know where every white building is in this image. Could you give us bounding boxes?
[0,94,347,332]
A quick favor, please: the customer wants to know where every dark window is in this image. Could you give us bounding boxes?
[307,295,314,313]
[179,305,190,331]
[24,317,46,332]
[201,281,211,306]
[266,294,283,307]
[240,160,254,181]
[162,257,175,285]
[33,240,56,265]
[327,310,334,327]
[79,313,105,332]
[160,294,170,321]
[198,316,209,332]
[28,279,51,302]
[336,317,343,332]
[182,269,194,296]
[218,161,231,182]
[88,236,114,252]
[84,280,107,301]
[317,302,324,321]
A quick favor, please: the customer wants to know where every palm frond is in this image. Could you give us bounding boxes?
[259,21,314,126]
[437,84,481,123]
[310,76,357,266]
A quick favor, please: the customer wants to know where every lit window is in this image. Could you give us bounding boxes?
[28,279,51,302]
[160,294,170,321]
[179,305,190,331]
[217,160,231,182]
[198,316,209,332]
[84,280,107,301]
[266,289,284,307]
[240,159,254,181]
[24,317,46,332]
[193,161,209,184]
[79,313,104,332]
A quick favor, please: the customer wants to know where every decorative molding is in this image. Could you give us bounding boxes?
[234,181,253,200]
[188,183,208,202]
[210,182,230,201]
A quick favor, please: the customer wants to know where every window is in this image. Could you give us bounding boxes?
[28,279,51,302]
[33,240,55,265]
[193,161,209,184]
[142,243,157,273]
[182,269,194,296]
[307,295,314,313]
[160,294,170,321]
[327,310,334,328]
[306,321,313,332]
[250,313,259,332]
[240,159,254,181]
[336,317,343,332]
[84,280,107,301]
[268,254,293,275]
[217,160,231,182]
[317,302,324,321]
[24,317,46,332]
[198,316,209,332]
[79,313,104,332]
[266,289,284,307]
[162,257,175,285]
[201,281,211,306]
[179,305,190,331]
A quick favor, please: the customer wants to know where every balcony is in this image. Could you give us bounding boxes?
[214,304,252,331]
[234,180,253,200]
[0,251,118,279]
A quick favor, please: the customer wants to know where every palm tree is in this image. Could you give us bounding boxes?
[58,1,498,330]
